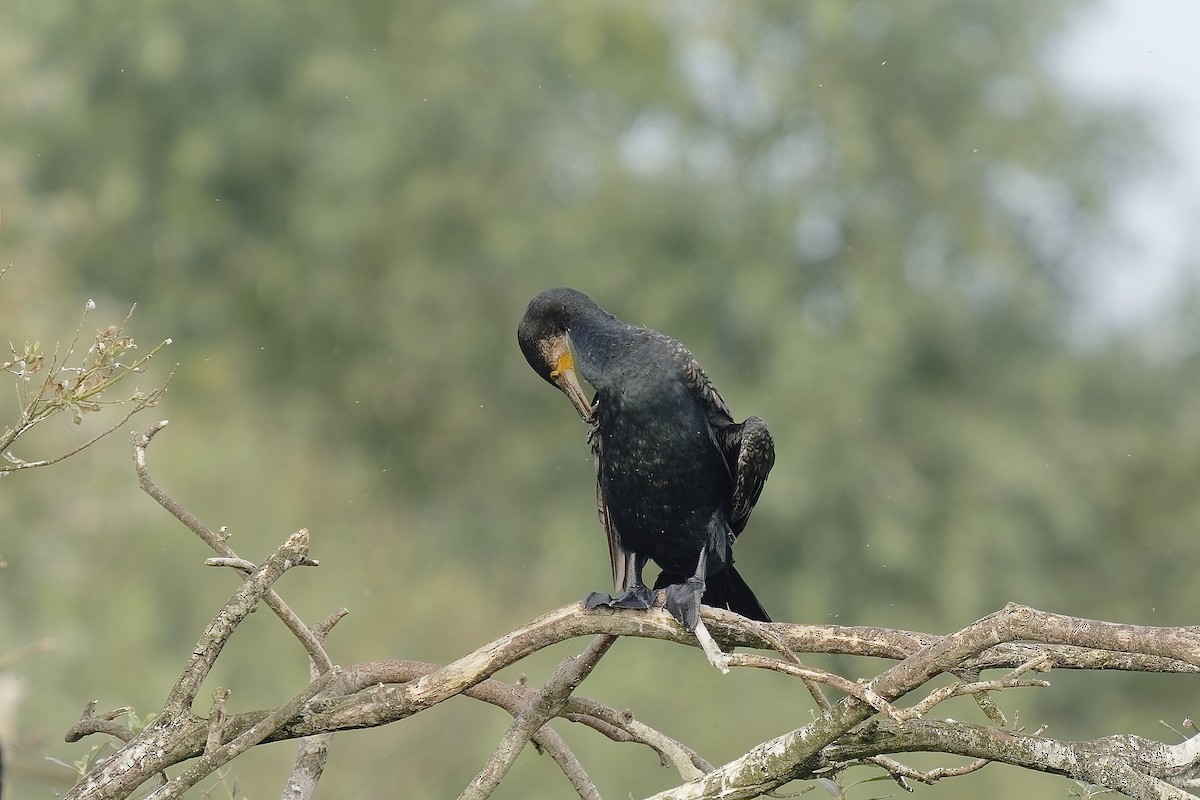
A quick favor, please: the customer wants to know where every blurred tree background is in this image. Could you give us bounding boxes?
[2,0,1198,797]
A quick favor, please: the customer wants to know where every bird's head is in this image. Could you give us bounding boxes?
[517,288,595,421]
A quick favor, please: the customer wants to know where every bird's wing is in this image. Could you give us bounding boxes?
[721,417,775,535]
[676,342,774,536]
[677,344,735,423]
[587,400,627,590]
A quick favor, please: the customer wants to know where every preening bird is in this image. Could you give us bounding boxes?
[517,287,774,629]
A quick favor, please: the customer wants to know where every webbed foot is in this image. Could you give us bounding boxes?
[663,576,706,630]
[584,583,654,611]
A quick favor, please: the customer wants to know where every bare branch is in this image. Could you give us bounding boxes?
[725,652,899,719]
[60,434,1200,800]
[132,422,334,673]
[144,667,339,800]
[753,623,833,714]
[355,660,701,787]
[822,719,1199,800]
[61,595,1200,800]
[204,557,258,571]
[643,604,1200,799]
[279,734,336,800]
[893,675,1050,723]
[164,528,312,716]
[862,752,992,787]
[178,603,1196,749]
[461,634,616,800]
[205,689,231,755]
[700,611,1200,675]
[1160,732,1200,789]
[279,609,348,800]
[64,701,135,745]
[693,619,731,673]
[565,696,710,781]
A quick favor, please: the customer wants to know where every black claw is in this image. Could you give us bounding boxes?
[664,577,705,630]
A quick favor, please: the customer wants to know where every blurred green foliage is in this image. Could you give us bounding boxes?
[2,0,1198,797]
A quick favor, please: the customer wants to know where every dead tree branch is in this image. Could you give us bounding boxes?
[279,609,347,800]
[461,634,617,800]
[65,599,1200,800]
[820,719,1198,799]
[641,604,1200,800]
[164,528,312,715]
[132,421,332,673]
[60,424,1200,800]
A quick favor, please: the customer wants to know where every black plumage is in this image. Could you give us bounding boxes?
[517,287,774,628]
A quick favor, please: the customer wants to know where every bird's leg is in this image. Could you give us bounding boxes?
[584,552,653,611]
[610,553,654,609]
[664,545,708,630]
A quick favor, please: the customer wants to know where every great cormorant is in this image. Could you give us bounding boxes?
[518,287,774,629]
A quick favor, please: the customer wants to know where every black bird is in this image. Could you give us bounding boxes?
[518,287,774,629]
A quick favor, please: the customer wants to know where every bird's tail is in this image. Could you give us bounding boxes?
[654,565,771,622]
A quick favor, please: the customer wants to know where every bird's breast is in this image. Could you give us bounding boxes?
[593,392,732,569]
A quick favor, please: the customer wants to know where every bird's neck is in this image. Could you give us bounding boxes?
[571,323,683,405]
[569,319,640,392]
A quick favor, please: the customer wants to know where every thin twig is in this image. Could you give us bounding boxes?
[64,701,135,745]
[163,528,312,716]
[725,652,899,720]
[865,753,991,786]
[459,635,616,800]
[565,697,709,780]
[893,676,1050,723]
[0,379,169,472]
[755,623,832,713]
[693,618,731,673]
[1,303,172,470]
[132,422,334,673]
